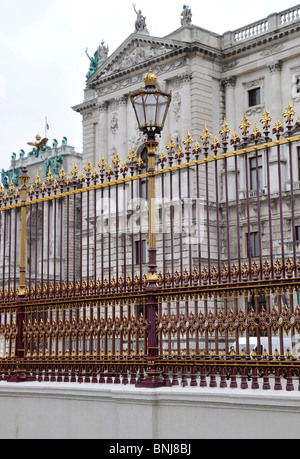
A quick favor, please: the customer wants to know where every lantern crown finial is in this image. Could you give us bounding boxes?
[144,69,157,87]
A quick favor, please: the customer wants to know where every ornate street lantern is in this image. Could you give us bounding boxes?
[130,70,172,388]
[130,69,172,141]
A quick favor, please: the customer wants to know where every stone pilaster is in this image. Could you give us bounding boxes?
[267,60,282,120]
[116,95,128,158]
[98,101,109,164]
[221,76,237,130]
[179,73,192,138]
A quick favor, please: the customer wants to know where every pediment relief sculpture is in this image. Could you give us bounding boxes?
[101,42,169,78]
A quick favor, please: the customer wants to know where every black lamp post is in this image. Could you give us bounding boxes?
[130,70,171,387]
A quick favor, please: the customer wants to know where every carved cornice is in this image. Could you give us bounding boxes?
[72,98,97,114]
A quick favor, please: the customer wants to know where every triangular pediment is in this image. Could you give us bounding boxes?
[87,33,186,87]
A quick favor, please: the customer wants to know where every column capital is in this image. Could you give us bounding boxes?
[116,95,128,106]
[98,101,108,112]
[267,60,282,74]
[221,76,237,88]
[179,72,192,85]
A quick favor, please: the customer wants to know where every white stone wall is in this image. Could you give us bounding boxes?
[0,382,299,439]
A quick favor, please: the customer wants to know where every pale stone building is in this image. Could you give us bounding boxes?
[3,4,300,298]
[72,5,300,282]
[73,4,300,167]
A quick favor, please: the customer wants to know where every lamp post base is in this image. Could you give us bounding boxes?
[7,370,28,383]
[136,370,164,388]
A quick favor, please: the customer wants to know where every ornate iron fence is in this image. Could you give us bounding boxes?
[1,104,300,389]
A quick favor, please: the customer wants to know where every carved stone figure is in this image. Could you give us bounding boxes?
[181,4,192,26]
[133,4,149,34]
[110,113,118,135]
[98,40,109,61]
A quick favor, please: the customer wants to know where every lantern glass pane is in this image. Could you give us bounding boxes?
[144,93,157,126]
[133,94,146,127]
[156,95,169,126]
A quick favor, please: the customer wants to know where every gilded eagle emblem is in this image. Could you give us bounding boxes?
[27,134,49,151]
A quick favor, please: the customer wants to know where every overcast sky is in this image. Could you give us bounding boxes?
[0,0,298,172]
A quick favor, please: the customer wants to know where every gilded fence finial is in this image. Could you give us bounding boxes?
[113,151,120,170]
[128,146,136,165]
[283,100,295,124]
[98,155,106,173]
[200,124,211,145]
[71,163,79,180]
[219,118,230,142]
[84,159,93,177]
[251,124,261,142]
[239,113,250,137]
[183,130,193,149]
[260,106,272,130]
[166,136,175,153]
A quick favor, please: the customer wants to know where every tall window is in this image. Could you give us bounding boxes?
[135,239,147,265]
[248,87,261,107]
[249,156,263,190]
[296,226,300,242]
[247,232,260,258]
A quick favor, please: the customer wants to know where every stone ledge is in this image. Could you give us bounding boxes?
[0,381,299,439]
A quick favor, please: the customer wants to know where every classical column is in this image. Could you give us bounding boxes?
[222,76,237,200]
[98,101,108,164]
[267,61,282,120]
[116,95,128,155]
[180,73,192,136]
[222,76,237,129]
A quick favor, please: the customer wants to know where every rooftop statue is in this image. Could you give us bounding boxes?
[1,169,9,189]
[181,4,192,26]
[133,4,149,34]
[1,167,20,190]
[27,134,49,151]
[85,48,99,80]
[27,134,50,158]
[85,41,109,80]
[98,40,109,61]
[11,167,20,188]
